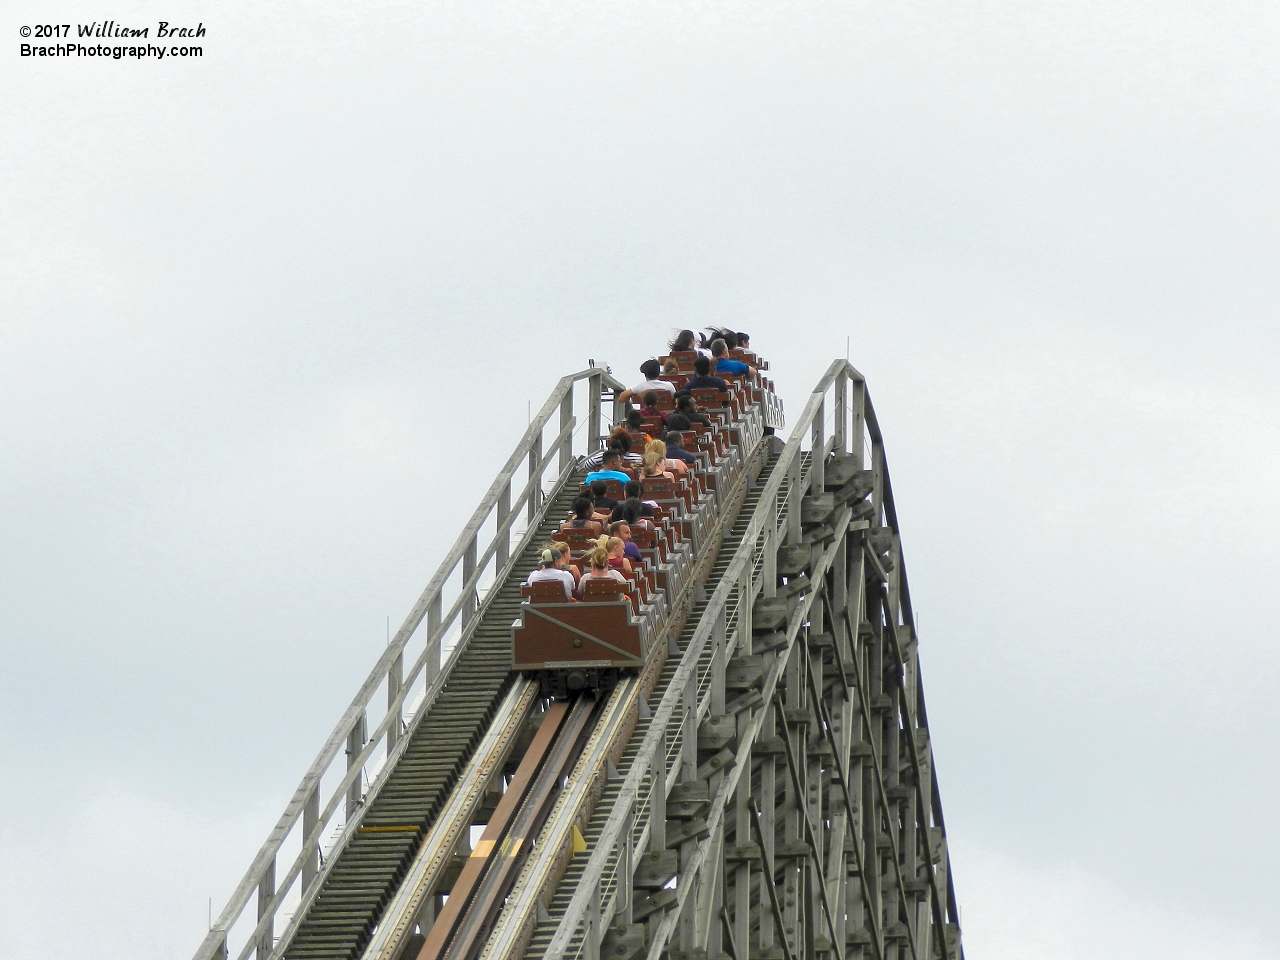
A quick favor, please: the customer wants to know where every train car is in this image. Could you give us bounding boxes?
[511,579,647,698]
[512,357,778,699]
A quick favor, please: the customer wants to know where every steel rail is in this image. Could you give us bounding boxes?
[195,365,624,960]
[479,675,644,960]
[413,697,579,960]
[446,695,601,960]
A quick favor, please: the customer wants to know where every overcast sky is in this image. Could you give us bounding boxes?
[3,1,1278,957]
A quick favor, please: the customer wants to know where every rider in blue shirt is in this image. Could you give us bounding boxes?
[716,357,750,377]
[585,449,631,485]
[710,338,753,378]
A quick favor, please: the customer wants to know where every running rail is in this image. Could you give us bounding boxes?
[543,360,965,960]
[194,366,626,960]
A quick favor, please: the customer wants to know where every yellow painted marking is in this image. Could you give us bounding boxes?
[571,824,587,855]
[470,839,496,858]
[358,825,419,833]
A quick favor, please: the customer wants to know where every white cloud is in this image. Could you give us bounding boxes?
[955,840,1279,960]
[3,0,1278,955]
[0,786,275,960]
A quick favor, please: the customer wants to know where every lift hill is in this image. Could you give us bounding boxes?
[194,354,964,960]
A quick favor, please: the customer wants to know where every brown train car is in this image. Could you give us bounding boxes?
[512,580,651,699]
[513,369,768,699]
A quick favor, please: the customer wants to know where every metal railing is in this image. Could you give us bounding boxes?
[194,365,626,960]
[545,359,963,960]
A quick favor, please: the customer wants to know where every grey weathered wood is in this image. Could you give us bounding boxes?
[545,360,963,960]
[256,856,274,960]
[387,650,402,755]
[301,787,319,892]
[345,711,366,820]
